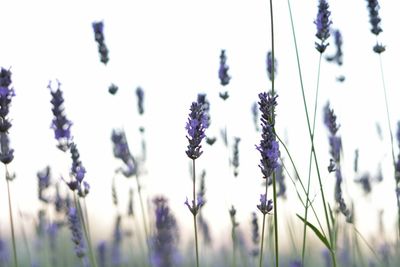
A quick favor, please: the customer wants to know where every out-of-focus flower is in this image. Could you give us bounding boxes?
[92,21,109,64]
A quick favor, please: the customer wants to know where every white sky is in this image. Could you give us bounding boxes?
[1,0,400,251]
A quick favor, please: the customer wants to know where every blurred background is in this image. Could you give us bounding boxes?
[0,0,400,251]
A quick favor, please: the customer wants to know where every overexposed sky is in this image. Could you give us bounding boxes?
[1,0,400,249]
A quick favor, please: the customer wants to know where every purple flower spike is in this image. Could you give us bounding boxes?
[136,87,145,115]
[48,80,73,152]
[92,21,109,64]
[185,101,207,160]
[314,0,332,53]
[266,51,277,81]
[366,0,383,36]
[0,68,15,133]
[67,207,86,258]
[111,129,137,177]
[256,92,279,179]
[218,49,231,86]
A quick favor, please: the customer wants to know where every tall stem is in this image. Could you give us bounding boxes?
[287,1,335,265]
[258,213,267,267]
[192,159,200,267]
[5,167,18,267]
[268,1,279,266]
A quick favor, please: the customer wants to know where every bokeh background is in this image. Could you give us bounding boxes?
[1,0,400,251]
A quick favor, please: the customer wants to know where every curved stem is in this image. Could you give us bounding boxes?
[287,1,335,265]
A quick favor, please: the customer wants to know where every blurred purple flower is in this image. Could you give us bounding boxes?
[366,0,383,35]
[67,207,86,258]
[325,29,343,66]
[218,49,231,86]
[0,68,15,133]
[48,80,72,152]
[136,86,144,115]
[257,194,273,215]
[92,21,109,64]
[111,129,137,177]
[38,166,51,203]
[266,51,277,81]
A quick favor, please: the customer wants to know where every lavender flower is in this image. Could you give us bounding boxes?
[0,68,14,133]
[275,162,286,198]
[67,207,86,258]
[250,212,259,257]
[251,102,260,132]
[197,93,210,128]
[92,21,109,64]
[314,0,332,53]
[108,83,118,95]
[112,215,123,266]
[289,260,302,267]
[111,129,137,177]
[257,194,273,215]
[256,92,279,179]
[354,149,359,173]
[136,87,144,115]
[0,68,15,165]
[48,80,72,152]
[218,49,231,86]
[151,197,180,267]
[266,51,277,81]
[324,102,341,164]
[325,29,343,66]
[37,166,51,203]
[231,137,241,177]
[185,101,207,160]
[97,241,107,267]
[366,0,383,35]
[0,238,9,266]
[355,173,372,194]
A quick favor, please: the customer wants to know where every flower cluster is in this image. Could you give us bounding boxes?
[108,83,118,95]
[37,166,51,203]
[314,0,332,53]
[185,101,207,160]
[67,142,89,197]
[250,212,259,257]
[256,92,279,179]
[231,137,241,177]
[323,102,341,166]
[218,49,231,86]
[48,80,72,152]
[92,21,109,64]
[266,51,277,81]
[67,207,86,258]
[0,67,15,165]
[326,29,343,66]
[136,87,145,115]
[257,194,273,215]
[111,129,137,177]
[151,197,180,267]
[365,0,385,53]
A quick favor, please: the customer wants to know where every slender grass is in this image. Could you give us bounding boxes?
[286,1,337,266]
[5,167,18,267]
[18,209,32,267]
[73,195,98,267]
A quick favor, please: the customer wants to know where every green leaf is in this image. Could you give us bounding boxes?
[296,214,331,250]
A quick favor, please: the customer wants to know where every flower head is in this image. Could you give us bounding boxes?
[38,166,51,203]
[185,101,207,160]
[366,0,383,35]
[67,207,86,258]
[256,92,279,179]
[111,129,137,177]
[315,0,332,53]
[325,29,343,66]
[151,196,180,267]
[257,194,273,215]
[266,51,277,81]
[92,21,109,64]
[0,68,15,133]
[48,80,72,152]
[136,86,145,115]
[218,49,231,86]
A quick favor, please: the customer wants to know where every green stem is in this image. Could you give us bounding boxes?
[268,1,279,266]
[74,196,98,267]
[192,159,200,267]
[6,175,18,267]
[258,213,267,267]
[18,209,32,267]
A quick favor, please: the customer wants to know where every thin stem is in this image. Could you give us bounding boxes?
[268,1,279,266]
[6,167,18,267]
[301,53,323,265]
[18,209,32,267]
[192,159,200,267]
[74,195,98,267]
[258,213,267,267]
[287,2,335,265]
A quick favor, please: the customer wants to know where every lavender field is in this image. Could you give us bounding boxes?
[1,0,400,266]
